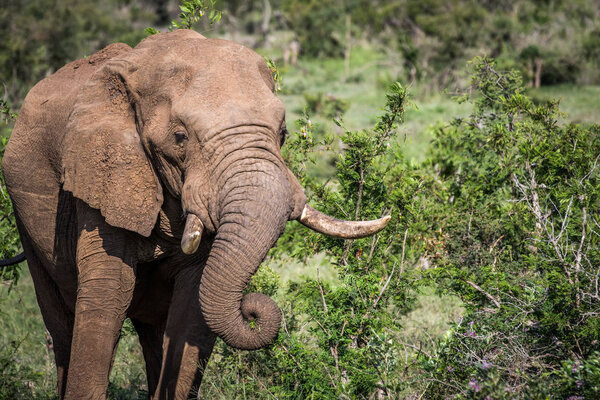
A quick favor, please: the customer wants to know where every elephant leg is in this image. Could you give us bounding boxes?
[154,267,217,399]
[25,245,74,399]
[131,318,165,396]
[64,202,137,399]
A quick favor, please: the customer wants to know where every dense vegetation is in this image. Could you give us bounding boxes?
[1,1,600,399]
[3,0,600,105]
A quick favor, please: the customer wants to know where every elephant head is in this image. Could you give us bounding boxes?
[62,30,389,350]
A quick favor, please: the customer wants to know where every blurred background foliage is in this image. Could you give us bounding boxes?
[1,0,600,399]
[3,0,600,104]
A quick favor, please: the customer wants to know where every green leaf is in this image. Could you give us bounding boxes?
[144,27,160,35]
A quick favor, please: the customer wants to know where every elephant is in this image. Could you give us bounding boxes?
[2,29,390,399]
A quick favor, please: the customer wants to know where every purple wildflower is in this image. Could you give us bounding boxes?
[469,378,481,392]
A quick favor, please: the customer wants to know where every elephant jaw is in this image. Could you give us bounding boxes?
[181,213,204,254]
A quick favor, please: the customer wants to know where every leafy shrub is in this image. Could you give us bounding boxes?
[418,56,600,398]
[582,28,600,65]
[0,107,22,283]
[302,92,349,120]
[557,352,600,399]
[540,55,581,85]
[0,339,47,399]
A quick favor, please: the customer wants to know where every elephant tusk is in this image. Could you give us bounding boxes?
[297,204,391,239]
[181,213,204,254]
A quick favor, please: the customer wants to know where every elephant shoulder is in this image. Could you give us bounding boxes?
[25,43,133,110]
[69,42,133,71]
[41,43,133,103]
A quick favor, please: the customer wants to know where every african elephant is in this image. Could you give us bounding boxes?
[2,30,389,399]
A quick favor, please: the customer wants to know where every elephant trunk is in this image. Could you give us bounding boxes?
[197,163,290,350]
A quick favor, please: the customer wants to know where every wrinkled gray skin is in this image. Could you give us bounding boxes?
[2,30,382,399]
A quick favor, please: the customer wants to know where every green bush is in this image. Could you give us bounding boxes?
[0,106,22,284]
[302,92,349,120]
[418,56,600,398]
[0,340,46,399]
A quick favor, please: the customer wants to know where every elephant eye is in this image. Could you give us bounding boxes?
[174,130,188,145]
[280,128,288,147]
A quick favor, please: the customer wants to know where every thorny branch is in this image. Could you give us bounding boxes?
[464,279,501,308]
[372,262,397,309]
[512,159,598,317]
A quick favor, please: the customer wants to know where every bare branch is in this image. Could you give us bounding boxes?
[280,343,302,370]
[465,279,501,308]
[579,154,600,185]
[574,207,587,275]
[317,269,329,313]
[373,262,397,309]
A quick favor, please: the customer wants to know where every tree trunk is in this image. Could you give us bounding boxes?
[344,14,352,79]
[534,58,543,88]
[261,0,272,45]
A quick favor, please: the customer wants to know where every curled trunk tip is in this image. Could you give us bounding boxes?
[200,280,282,350]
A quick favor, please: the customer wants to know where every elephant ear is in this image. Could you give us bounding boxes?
[62,56,163,237]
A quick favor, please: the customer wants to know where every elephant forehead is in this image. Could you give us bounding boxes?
[185,72,281,110]
[138,36,284,131]
[173,91,284,137]
[185,38,267,70]
[173,66,284,133]
[186,42,273,93]
[130,38,272,98]
[147,38,269,84]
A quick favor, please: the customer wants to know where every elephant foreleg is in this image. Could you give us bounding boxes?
[155,267,216,399]
[131,318,165,396]
[64,202,137,399]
